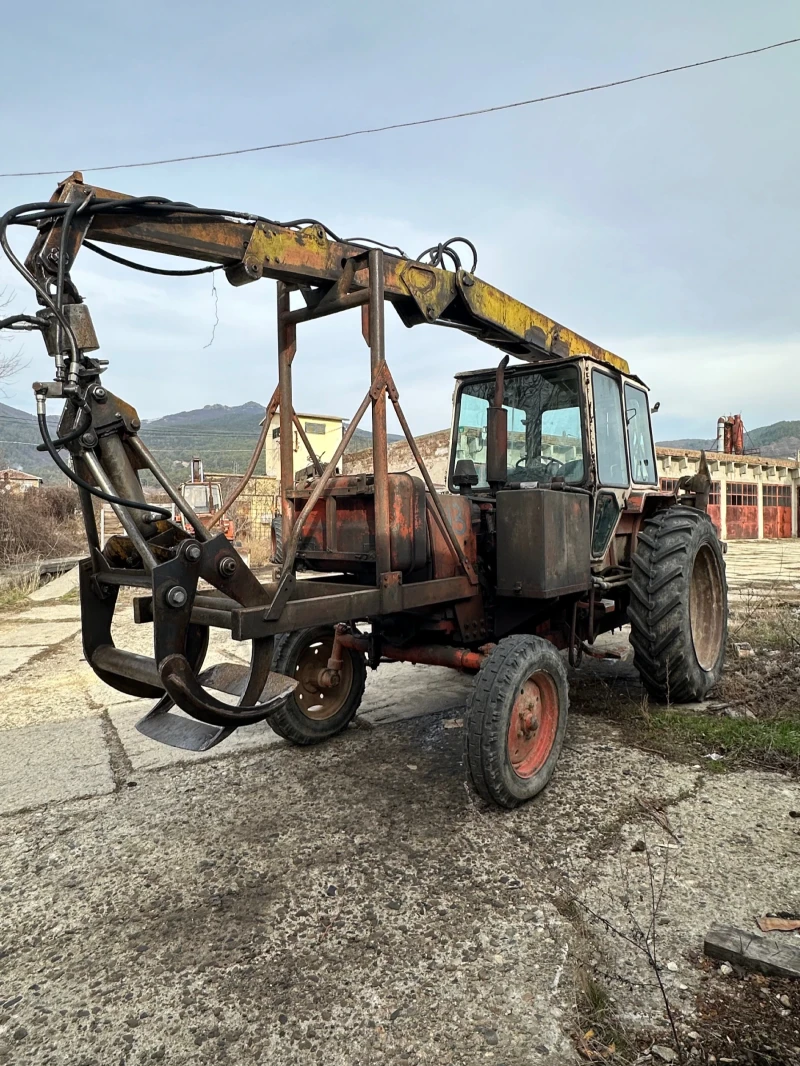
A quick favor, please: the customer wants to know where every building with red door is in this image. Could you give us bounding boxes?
[657,447,798,541]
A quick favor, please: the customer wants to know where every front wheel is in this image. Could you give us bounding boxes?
[269,626,366,745]
[464,635,569,809]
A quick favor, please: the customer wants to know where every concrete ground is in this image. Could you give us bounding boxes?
[724,538,800,600]
[0,582,798,1065]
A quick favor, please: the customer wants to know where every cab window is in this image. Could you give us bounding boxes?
[592,371,627,487]
[624,384,657,484]
[453,365,585,488]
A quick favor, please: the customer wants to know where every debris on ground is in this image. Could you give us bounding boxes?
[733,641,755,658]
[28,564,79,601]
[694,957,800,1063]
[705,924,800,979]
[756,913,800,933]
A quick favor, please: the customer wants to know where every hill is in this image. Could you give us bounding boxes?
[0,402,61,481]
[658,419,800,461]
[0,400,401,483]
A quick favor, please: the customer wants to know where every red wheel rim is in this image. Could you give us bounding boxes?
[507,672,559,779]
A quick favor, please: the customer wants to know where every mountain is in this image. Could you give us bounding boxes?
[142,402,266,475]
[658,420,800,461]
[0,402,61,481]
[657,436,715,452]
[0,399,402,483]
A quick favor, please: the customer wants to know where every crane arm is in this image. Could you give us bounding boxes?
[22,173,628,373]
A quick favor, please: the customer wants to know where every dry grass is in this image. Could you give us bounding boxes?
[0,486,86,567]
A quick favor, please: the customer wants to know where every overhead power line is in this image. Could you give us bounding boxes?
[1,37,797,179]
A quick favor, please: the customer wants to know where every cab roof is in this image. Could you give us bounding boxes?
[453,354,648,389]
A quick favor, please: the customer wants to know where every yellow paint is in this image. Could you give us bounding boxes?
[461,277,629,373]
[243,218,629,373]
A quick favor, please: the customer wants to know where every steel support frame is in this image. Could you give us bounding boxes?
[273,250,474,602]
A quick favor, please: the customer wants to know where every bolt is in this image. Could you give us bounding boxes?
[93,387,107,403]
[79,431,97,448]
[218,557,237,578]
[462,273,474,286]
[165,586,188,608]
[184,542,201,562]
[130,417,141,430]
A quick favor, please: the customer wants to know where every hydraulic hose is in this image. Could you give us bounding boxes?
[36,401,170,516]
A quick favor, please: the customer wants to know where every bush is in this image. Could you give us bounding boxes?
[0,485,86,567]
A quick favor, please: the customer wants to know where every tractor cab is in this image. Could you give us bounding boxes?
[174,457,236,542]
[449,356,658,496]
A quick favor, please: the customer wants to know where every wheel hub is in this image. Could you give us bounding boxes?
[507,672,559,779]
[294,635,352,721]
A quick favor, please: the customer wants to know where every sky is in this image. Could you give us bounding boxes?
[0,1,797,444]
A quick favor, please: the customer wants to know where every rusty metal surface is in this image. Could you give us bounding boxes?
[368,249,392,580]
[496,489,591,598]
[289,473,428,576]
[427,495,476,580]
[337,632,485,672]
[231,575,476,640]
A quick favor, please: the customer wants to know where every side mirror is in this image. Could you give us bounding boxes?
[453,459,479,493]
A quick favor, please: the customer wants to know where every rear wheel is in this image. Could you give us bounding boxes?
[464,635,569,809]
[628,505,727,703]
[269,626,366,745]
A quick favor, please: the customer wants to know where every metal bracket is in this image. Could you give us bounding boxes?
[379,571,403,613]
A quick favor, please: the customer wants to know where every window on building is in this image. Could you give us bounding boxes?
[727,482,757,506]
[304,421,326,435]
[764,485,791,506]
[592,371,627,487]
[709,482,721,505]
[660,477,680,492]
[624,384,657,484]
[272,427,280,439]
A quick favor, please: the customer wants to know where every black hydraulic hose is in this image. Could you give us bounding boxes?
[83,240,221,276]
[36,408,170,516]
[35,403,92,451]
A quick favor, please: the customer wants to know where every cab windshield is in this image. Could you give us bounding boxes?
[453,365,585,488]
[181,483,222,512]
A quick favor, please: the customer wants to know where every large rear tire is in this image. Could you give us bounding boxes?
[464,635,569,809]
[269,626,366,745]
[628,505,727,703]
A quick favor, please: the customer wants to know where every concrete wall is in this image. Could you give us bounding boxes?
[343,429,451,489]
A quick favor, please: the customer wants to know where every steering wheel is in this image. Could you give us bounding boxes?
[514,455,566,477]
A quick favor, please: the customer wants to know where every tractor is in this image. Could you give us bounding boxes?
[1,173,727,808]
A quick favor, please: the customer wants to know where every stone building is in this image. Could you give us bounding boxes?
[343,431,800,541]
[657,446,798,540]
[0,468,42,493]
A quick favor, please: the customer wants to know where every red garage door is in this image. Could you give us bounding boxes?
[763,485,792,538]
[726,483,758,539]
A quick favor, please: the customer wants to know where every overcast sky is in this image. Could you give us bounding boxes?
[0,1,797,442]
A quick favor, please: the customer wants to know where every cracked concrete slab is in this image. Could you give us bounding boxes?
[106,662,473,773]
[0,645,48,679]
[4,605,82,623]
[0,716,114,815]
[27,565,80,601]
[107,699,285,772]
[0,621,80,646]
[579,766,800,1029]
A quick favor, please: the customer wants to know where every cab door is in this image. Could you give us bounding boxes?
[588,368,630,559]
